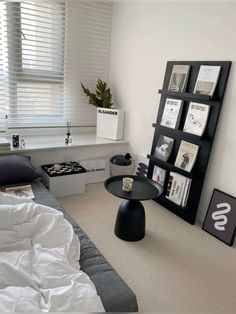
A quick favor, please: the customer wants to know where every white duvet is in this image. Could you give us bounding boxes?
[0,193,104,312]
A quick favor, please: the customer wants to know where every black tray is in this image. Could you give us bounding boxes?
[41,162,87,177]
[104,175,162,201]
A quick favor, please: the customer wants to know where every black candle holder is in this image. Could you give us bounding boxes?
[65,121,72,144]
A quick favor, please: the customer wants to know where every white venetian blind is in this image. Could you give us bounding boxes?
[0,0,112,128]
[1,1,65,127]
[63,1,112,126]
[0,4,8,131]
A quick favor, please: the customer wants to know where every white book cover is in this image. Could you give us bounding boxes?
[193,65,221,97]
[166,172,187,206]
[183,102,210,136]
[168,64,190,92]
[174,140,199,172]
[160,98,183,129]
[154,135,174,161]
[5,185,34,199]
[152,165,167,187]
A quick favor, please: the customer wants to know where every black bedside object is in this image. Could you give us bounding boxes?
[104,175,163,241]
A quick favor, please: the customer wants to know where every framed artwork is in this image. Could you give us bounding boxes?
[202,189,236,246]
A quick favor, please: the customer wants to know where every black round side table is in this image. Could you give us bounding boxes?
[104,175,163,241]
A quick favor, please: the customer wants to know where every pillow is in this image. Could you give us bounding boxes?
[0,154,42,185]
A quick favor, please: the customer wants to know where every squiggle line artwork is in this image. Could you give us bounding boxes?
[211,203,231,231]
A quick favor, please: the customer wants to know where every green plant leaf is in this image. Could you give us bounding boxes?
[81,79,113,108]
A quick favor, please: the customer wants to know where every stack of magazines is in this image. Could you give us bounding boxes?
[166,172,192,207]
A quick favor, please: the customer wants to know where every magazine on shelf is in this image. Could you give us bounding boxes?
[152,165,167,187]
[166,172,192,207]
[160,98,183,129]
[168,64,190,92]
[5,185,34,199]
[174,140,199,172]
[183,102,210,136]
[154,135,174,161]
[193,65,221,97]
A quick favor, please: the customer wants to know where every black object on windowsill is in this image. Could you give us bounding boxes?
[110,153,132,166]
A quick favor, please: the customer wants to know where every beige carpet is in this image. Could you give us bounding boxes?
[59,183,236,312]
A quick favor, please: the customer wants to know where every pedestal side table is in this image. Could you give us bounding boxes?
[104,175,162,241]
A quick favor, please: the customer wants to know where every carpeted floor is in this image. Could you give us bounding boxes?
[59,183,236,312]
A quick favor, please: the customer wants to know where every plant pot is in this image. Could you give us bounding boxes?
[96,108,125,140]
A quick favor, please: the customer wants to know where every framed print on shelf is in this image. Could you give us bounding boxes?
[202,189,236,246]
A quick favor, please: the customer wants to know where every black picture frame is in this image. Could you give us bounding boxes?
[202,189,236,246]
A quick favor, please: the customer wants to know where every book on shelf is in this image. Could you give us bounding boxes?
[183,102,210,136]
[152,165,167,187]
[166,172,192,207]
[174,140,199,172]
[193,65,221,97]
[168,64,190,92]
[181,177,192,208]
[154,135,174,161]
[160,98,183,129]
[0,137,10,150]
[4,185,34,199]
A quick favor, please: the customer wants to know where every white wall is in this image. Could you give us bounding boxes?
[109,1,236,222]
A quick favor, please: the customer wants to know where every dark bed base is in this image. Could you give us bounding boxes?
[1,180,138,312]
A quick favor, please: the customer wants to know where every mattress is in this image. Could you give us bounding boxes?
[1,180,138,312]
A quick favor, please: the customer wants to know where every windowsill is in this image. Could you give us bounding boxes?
[0,131,128,153]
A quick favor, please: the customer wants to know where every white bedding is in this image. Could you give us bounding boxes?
[0,194,104,312]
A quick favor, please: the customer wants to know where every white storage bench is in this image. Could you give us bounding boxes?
[41,162,87,198]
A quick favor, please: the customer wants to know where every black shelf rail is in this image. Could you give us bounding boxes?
[147,154,193,179]
[158,89,212,102]
[152,124,211,144]
[158,90,221,107]
[148,60,231,224]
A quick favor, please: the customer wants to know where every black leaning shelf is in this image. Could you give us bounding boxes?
[148,60,231,224]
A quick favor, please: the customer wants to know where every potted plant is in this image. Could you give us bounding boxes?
[81,79,124,140]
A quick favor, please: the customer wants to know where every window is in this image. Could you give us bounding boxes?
[0,1,65,127]
[0,1,112,129]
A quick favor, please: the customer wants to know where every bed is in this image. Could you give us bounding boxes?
[0,154,138,312]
